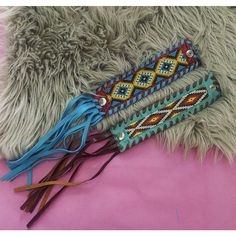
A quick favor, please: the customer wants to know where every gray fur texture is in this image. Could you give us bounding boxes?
[0,7,236,161]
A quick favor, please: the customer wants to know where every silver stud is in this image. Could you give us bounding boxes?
[99,97,107,106]
[186,49,194,58]
[117,132,125,141]
[210,84,216,90]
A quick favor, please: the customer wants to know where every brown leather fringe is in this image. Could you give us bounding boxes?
[15,131,119,228]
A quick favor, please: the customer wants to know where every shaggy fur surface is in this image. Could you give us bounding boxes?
[0,7,236,161]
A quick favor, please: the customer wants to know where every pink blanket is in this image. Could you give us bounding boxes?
[0,27,236,230]
[1,137,236,230]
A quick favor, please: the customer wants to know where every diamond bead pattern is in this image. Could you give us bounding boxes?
[126,89,208,138]
[111,82,134,101]
[108,49,191,103]
[133,70,156,89]
[155,58,178,76]
[95,39,201,116]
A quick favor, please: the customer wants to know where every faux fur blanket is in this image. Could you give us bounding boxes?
[0,6,236,161]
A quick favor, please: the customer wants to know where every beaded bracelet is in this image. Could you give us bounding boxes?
[1,38,201,182]
[14,73,221,228]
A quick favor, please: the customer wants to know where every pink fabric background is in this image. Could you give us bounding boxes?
[1,25,236,230]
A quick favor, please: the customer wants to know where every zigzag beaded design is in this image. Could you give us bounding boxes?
[111,73,221,152]
[95,38,201,117]
[126,89,208,138]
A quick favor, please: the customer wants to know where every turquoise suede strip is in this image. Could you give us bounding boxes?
[2,95,104,182]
